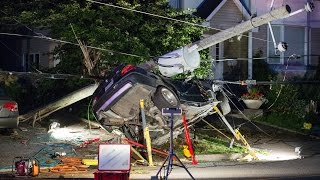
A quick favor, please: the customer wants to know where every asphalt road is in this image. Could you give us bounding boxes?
[130,155,320,179]
[1,113,320,179]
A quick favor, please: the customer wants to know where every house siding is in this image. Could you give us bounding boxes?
[209,0,249,80]
[210,0,244,30]
[22,38,56,70]
[252,25,268,57]
[311,28,320,66]
[250,0,320,78]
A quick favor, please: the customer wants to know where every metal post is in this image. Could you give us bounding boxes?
[213,105,258,160]
[152,108,195,180]
[140,99,154,166]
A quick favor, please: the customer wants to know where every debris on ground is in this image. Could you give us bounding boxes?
[49,157,89,174]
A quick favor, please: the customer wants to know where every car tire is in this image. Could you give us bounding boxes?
[152,86,180,110]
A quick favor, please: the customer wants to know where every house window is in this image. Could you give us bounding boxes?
[267,25,283,64]
[268,25,306,65]
[22,53,40,71]
[284,26,305,66]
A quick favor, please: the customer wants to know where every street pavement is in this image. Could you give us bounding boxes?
[129,115,320,179]
[1,113,320,179]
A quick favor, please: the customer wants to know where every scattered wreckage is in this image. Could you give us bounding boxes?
[16,3,314,147]
[91,4,309,145]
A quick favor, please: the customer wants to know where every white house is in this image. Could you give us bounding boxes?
[170,0,320,80]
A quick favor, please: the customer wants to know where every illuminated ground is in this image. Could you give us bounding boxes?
[0,111,319,179]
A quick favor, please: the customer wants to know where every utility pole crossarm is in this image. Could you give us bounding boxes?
[193,5,291,52]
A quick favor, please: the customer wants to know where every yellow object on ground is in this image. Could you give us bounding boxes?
[82,159,98,166]
[303,122,312,130]
[183,145,192,158]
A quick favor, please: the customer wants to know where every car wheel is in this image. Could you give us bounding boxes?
[152,86,180,110]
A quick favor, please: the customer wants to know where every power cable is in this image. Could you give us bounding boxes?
[201,118,232,140]
[86,0,271,43]
[0,10,40,36]
[0,39,21,57]
[217,54,298,133]
[0,69,93,80]
[0,32,146,59]
[254,54,296,115]
[221,84,272,137]
[0,39,44,73]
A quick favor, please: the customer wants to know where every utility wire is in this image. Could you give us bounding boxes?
[86,0,270,43]
[0,39,43,73]
[0,69,94,80]
[1,0,282,63]
[0,39,21,57]
[0,32,146,58]
[221,85,272,137]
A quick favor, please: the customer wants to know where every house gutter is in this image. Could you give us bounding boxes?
[307,0,311,66]
[248,31,253,80]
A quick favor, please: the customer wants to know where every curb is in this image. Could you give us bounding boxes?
[195,153,243,162]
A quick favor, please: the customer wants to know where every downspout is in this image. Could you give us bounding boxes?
[248,31,253,80]
[180,0,185,10]
[307,0,311,66]
[248,0,253,80]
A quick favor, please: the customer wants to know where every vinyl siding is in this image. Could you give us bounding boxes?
[210,0,244,30]
[311,28,320,66]
[22,38,57,69]
[252,24,268,58]
[208,0,249,79]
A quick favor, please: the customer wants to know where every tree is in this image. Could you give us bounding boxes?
[0,0,210,114]
[1,0,207,77]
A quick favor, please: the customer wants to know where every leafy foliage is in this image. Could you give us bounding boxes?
[0,0,211,113]
[3,0,207,77]
[252,50,277,81]
[193,135,245,154]
[256,84,307,131]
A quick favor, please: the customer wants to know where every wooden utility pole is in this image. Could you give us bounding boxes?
[193,5,291,51]
[18,83,99,126]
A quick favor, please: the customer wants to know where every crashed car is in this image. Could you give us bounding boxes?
[0,87,19,129]
[92,64,230,145]
[90,4,300,145]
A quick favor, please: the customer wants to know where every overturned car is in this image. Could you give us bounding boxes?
[92,4,295,145]
[92,64,231,145]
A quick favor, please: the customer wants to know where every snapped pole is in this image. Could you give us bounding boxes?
[193,5,291,51]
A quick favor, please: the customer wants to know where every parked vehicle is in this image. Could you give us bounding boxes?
[92,64,230,145]
[0,87,19,129]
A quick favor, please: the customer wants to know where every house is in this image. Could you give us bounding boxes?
[0,28,59,72]
[252,0,320,79]
[170,0,320,80]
